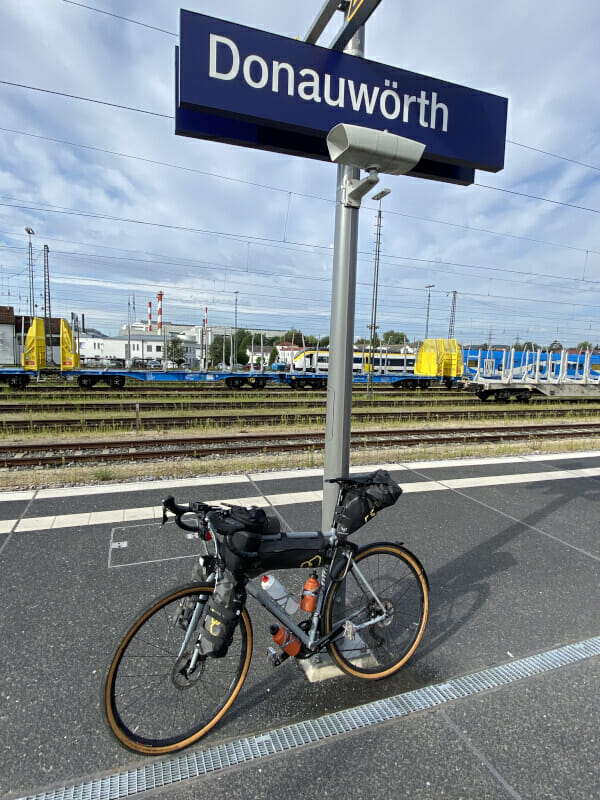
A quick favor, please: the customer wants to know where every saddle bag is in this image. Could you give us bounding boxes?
[335,469,402,536]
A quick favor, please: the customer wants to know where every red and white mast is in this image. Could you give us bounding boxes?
[157,291,163,333]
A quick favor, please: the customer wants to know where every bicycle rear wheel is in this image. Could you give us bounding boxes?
[324,543,428,680]
[103,584,252,754]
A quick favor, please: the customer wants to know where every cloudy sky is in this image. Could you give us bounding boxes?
[0,0,599,347]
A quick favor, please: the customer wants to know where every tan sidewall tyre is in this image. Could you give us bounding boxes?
[324,543,428,680]
[103,584,253,754]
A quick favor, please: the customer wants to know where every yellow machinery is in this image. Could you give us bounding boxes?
[415,338,463,378]
[20,317,80,370]
[60,318,80,369]
[21,317,46,369]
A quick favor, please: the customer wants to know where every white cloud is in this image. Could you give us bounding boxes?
[0,0,598,347]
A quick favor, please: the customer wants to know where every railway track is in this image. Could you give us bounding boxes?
[0,396,558,414]
[1,403,599,433]
[1,387,457,402]
[1,394,596,414]
[1,382,413,396]
[2,421,600,469]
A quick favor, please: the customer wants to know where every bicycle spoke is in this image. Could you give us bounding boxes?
[116,673,170,716]
[105,587,251,751]
[326,546,427,677]
[125,633,174,657]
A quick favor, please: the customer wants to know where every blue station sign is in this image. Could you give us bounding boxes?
[176,11,508,183]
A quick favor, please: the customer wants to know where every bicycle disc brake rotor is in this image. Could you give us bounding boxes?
[171,652,206,689]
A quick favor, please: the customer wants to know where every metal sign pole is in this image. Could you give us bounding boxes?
[321,27,364,531]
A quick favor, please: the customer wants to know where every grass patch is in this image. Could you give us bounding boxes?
[93,466,116,482]
[1,434,599,492]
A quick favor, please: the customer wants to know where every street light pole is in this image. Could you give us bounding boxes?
[367,188,390,396]
[321,27,364,531]
[233,290,239,368]
[424,284,435,340]
[25,227,35,319]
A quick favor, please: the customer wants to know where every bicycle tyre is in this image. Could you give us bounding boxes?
[103,583,253,754]
[324,542,428,680]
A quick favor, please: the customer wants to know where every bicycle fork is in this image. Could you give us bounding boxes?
[177,593,210,669]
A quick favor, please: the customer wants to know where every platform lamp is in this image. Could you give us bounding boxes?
[367,188,391,396]
[25,227,35,319]
[425,284,435,340]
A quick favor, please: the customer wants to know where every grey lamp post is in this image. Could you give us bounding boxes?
[425,284,435,340]
[25,227,35,319]
[367,188,390,396]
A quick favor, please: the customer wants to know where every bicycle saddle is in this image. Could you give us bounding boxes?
[326,472,380,486]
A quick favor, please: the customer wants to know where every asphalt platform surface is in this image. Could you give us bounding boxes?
[1,450,599,799]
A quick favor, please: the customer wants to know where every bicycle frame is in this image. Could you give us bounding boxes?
[182,481,391,655]
[245,536,390,653]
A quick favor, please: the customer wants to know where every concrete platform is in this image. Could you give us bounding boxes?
[1,451,599,799]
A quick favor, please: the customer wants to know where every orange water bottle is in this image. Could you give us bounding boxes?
[300,572,319,612]
[270,624,301,657]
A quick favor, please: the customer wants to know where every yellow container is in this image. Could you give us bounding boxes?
[415,339,463,377]
[21,317,46,370]
[60,318,80,369]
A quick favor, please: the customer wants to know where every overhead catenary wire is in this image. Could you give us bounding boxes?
[0,80,171,119]
[2,261,595,342]
[0,125,597,256]
[61,0,177,36]
[1,83,599,215]
[2,6,599,344]
[0,228,597,297]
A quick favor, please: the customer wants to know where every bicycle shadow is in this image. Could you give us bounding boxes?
[413,477,598,665]
[227,475,598,723]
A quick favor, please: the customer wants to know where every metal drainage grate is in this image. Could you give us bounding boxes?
[18,635,600,800]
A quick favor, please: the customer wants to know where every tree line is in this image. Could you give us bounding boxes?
[207,327,412,367]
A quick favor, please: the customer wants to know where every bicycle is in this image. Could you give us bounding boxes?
[102,470,429,755]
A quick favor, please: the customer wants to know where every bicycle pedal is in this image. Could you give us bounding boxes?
[343,621,356,640]
[267,646,288,667]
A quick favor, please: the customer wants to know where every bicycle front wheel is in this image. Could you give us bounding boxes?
[103,584,253,754]
[324,543,428,680]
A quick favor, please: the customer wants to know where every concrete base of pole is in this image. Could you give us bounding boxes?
[298,636,374,682]
[298,652,345,682]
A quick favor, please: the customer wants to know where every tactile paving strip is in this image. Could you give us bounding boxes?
[18,635,600,800]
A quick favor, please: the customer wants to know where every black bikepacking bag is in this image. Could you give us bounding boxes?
[213,505,279,536]
[198,572,244,658]
[335,469,402,536]
[224,529,329,577]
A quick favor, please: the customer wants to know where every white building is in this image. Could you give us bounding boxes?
[275,342,304,366]
[0,306,15,364]
[78,329,168,366]
[0,306,62,365]
[113,322,286,368]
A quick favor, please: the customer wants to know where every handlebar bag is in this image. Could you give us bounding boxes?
[335,469,402,536]
[213,505,277,536]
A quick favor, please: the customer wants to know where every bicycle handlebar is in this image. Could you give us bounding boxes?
[162,496,235,540]
[162,495,210,534]
[162,496,272,553]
